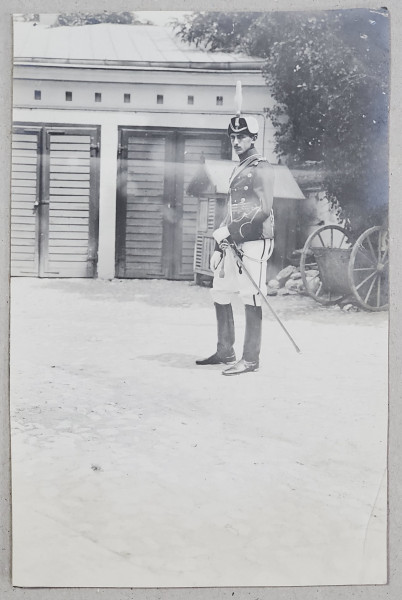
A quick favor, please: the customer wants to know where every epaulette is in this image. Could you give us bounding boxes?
[251,156,269,166]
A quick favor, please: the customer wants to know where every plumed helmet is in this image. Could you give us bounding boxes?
[227,115,259,136]
[227,80,259,136]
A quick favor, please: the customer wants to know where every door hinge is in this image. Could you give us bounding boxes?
[90,141,100,154]
[117,143,127,156]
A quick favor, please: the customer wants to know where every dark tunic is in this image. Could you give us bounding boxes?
[224,153,275,244]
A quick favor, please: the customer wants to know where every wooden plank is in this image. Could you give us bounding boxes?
[12,164,37,173]
[50,135,91,144]
[10,224,36,233]
[12,134,39,143]
[125,255,162,264]
[10,194,37,203]
[50,158,91,166]
[11,216,37,225]
[127,184,164,194]
[12,174,37,183]
[11,149,38,158]
[126,217,162,226]
[127,205,162,213]
[127,191,163,199]
[12,184,37,193]
[11,229,36,239]
[12,156,37,166]
[11,210,36,219]
[47,256,88,263]
[12,200,36,210]
[49,207,89,222]
[50,150,90,158]
[48,239,88,247]
[49,202,89,211]
[50,173,90,181]
[49,189,90,197]
[49,216,90,226]
[49,181,90,190]
[126,172,163,183]
[48,247,88,256]
[49,223,89,231]
[49,231,89,240]
[126,241,163,249]
[11,251,36,260]
[12,142,37,151]
[49,165,90,174]
[50,143,91,152]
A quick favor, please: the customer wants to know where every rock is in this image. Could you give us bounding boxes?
[277,287,290,296]
[267,279,280,290]
[285,279,300,292]
[290,271,302,280]
[342,303,360,312]
[266,288,278,296]
[276,265,297,285]
[305,269,319,278]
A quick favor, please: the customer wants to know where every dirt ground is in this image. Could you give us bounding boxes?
[9,277,388,588]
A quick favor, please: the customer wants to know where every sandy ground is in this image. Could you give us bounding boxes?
[9,277,388,588]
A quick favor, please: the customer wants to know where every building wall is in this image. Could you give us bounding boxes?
[13,66,277,279]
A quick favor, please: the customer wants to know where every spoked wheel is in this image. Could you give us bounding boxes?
[348,226,389,311]
[300,225,354,305]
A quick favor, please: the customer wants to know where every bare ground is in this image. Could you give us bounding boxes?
[10,278,388,588]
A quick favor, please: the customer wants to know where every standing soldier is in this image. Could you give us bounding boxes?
[196,110,275,375]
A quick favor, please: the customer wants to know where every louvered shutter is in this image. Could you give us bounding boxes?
[11,130,40,276]
[117,133,167,278]
[41,130,98,277]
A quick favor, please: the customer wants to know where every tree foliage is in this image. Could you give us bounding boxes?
[175,10,389,232]
[53,12,152,27]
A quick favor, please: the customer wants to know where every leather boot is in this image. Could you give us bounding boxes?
[196,303,236,365]
[222,304,261,375]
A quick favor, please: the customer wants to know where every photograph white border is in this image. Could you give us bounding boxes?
[1,0,401,598]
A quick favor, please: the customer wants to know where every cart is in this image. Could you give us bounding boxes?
[299,224,389,311]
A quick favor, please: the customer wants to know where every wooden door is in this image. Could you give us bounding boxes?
[11,127,41,276]
[41,128,99,277]
[11,125,100,278]
[115,127,230,280]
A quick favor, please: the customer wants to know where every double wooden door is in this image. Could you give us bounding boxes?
[11,125,100,277]
[115,127,230,279]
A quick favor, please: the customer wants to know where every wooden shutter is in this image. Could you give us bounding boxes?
[11,129,41,276]
[41,130,98,277]
[116,132,168,278]
[180,136,228,278]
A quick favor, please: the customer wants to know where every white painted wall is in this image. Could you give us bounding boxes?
[13,92,277,279]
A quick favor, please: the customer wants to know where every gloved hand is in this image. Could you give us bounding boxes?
[213,226,230,245]
[210,250,223,271]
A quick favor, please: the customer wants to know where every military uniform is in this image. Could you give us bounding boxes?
[211,153,275,307]
[196,113,275,375]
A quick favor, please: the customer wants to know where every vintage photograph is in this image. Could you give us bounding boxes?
[9,9,389,587]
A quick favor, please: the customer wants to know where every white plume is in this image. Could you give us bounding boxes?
[234,80,242,116]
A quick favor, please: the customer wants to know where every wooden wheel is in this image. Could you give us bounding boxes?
[300,225,354,305]
[348,226,389,311]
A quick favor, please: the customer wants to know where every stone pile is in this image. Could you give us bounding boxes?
[267,265,305,296]
[267,264,361,311]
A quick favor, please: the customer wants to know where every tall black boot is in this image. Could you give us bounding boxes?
[222,304,262,375]
[196,303,236,365]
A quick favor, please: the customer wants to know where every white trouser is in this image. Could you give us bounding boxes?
[211,239,274,306]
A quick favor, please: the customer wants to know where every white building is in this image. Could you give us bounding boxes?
[12,21,279,280]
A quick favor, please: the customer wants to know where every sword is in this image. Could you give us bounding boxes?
[228,242,302,354]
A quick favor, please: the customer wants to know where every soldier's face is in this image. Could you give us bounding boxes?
[230,132,255,156]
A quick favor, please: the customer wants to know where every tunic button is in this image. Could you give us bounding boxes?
[240,198,246,203]
[244,186,248,190]
[247,173,252,178]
